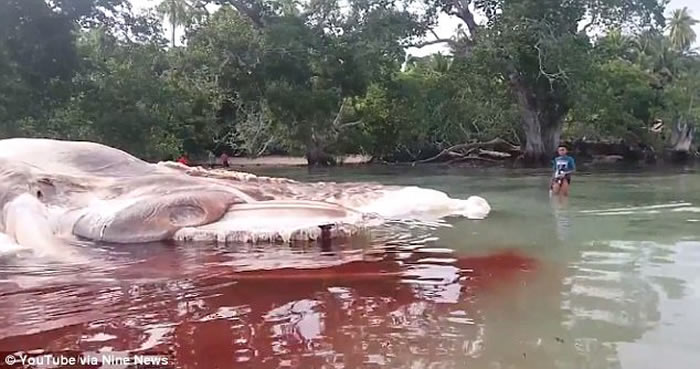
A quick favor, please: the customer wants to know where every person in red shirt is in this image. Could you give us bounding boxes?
[176,154,189,166]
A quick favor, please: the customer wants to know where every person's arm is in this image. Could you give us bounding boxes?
[566,157,576,174]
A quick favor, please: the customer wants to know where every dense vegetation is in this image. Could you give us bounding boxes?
[0,0,698,165]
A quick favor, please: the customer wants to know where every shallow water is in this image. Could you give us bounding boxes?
[1,165,699,369]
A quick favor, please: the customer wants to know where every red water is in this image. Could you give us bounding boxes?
[0,241,538,369]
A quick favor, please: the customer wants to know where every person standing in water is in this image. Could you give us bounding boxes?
[550,145,575,196]
[176,153,189,166]
[220,152,230,168]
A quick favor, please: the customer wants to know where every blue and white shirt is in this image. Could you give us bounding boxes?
[552,155,576,175]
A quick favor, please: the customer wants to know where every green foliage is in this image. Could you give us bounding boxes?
[355,54,519,161]
[417,0,669,162]
[570,59,661,139]
[0,0,698,164]
[570,25,700,151]
[51,29,221,159]
[0,0,86,128]
[667,7,698,52]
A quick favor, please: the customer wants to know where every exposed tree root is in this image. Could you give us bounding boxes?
[415,138,521,164]
[446,156,499,165]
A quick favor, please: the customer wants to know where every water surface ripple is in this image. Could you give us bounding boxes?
[1,166,699,369]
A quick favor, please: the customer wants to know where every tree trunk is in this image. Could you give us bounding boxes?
[670,120,695,152]
[509,74,564,165]
[667,119,696,163]
[305,136,336,166]
[520,114,561,164]
[305,146,336,166]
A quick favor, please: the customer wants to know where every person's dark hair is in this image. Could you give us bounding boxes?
[557,144,568,150]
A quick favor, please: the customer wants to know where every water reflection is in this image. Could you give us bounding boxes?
[0,231,544,369]
[3,233,688,369]
[551,196,572,242]
[1,169,700,369]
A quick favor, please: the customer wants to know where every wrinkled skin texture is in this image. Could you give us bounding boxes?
[0,138,490,251]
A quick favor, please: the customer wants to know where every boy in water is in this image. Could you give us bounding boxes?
[551,145,575,196]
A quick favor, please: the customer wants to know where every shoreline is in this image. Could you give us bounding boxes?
[185,140,697,169]
[193,155,373,168]
[187,154,697,171]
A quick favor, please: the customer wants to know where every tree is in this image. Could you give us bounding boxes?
[2,0,698,164]
[667,7,698,53]
[202,0,426,164]
[659,51,699,157]
[356,53,519,161]
[420,0,666,164]
[179,5,279,156]
[0,0,129,135]
[571,58,662,140]
[156,0,193,46]
[595,29,637,62]
[38,27,222,159]
[630,26,698,156]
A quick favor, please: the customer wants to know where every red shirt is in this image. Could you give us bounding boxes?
[177,156,189,165]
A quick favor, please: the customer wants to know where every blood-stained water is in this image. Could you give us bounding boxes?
[0,233,538,369]
[2,167,700,369]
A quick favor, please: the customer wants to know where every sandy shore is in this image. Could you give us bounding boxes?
[196,155,372,167]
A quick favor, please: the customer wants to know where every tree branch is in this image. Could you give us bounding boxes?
[580,13,598,34]
[330,100,363,132]
[218,0,265,28]
[451,0,479,40]
[534,41,568,90]
[255,137,274,157]
[331,99,346,128]
[447,156,498,164]
[415,138,520,164]
[410,39,457,48]
[336,120,363,129]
